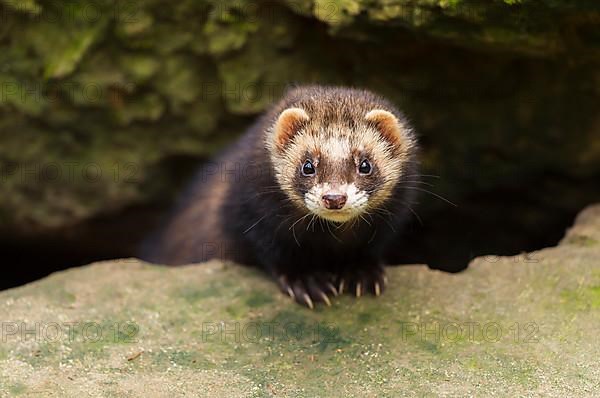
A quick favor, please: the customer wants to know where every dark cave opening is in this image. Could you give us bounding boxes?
[1,1,597,293]
[1,173,598,291]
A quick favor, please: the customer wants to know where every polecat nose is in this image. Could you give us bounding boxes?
[322,193,347,210]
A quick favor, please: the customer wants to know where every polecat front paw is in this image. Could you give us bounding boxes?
[337,265,387,298]
[276,273,338,309]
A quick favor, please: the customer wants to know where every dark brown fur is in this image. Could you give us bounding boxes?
[140,86,419,308]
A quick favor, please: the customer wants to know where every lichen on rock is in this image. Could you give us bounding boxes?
[1,0,599,233]
[0,204,599,395]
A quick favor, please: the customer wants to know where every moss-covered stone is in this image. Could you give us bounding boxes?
[0,204,598,395]
[1,0,599,234]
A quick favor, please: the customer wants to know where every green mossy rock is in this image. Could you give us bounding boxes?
[0,204,598,396]
[1,0,599,232]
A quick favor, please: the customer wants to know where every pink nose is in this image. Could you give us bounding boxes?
[322,194,347,210]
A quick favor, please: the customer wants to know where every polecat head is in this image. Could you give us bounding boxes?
[266,87,417,223]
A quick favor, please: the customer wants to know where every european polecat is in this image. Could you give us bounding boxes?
[141,86,419,308]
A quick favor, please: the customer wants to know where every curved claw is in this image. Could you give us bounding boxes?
[276,273,340,308]
[326,282,338,297]
[319,291,332,306]
[338,266,387,298]
[287,286,295,299]
[338,279,345,295]
[302,293,314,310]
[278,275,295,299]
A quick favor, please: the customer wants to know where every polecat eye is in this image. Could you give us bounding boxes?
[358,159,372,175]
[301,160,316,176]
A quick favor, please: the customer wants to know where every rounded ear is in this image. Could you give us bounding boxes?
[273,107,309,151]
[365,109,405,146]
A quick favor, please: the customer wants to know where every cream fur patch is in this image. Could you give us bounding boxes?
[304,183,369,223]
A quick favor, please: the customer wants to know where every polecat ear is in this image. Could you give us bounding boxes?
[365,109,405,146]
[273,107,310,151]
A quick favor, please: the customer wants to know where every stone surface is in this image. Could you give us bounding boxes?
[0,204,599,396]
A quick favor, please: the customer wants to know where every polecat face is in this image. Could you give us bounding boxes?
[267,105,415,223]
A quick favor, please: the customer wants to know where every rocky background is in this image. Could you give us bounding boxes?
[1,0,600,287]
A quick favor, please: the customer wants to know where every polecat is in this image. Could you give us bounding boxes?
[140,86,419,308]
